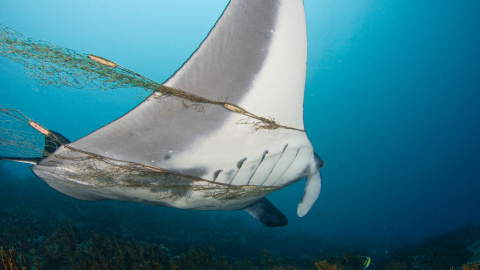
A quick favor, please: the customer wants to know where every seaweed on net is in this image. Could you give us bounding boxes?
[0,106,279,202]
[40,144,279,202]
[0,105,279,200]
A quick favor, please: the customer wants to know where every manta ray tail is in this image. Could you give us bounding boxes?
[244,198,288,227]
[0,157,41,165]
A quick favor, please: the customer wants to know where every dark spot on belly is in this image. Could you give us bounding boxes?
[179,167,208,178]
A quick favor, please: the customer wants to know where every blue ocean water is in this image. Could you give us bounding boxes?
[1,0,480,268]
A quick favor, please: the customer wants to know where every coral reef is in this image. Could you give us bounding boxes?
[315,260,338,270]
[2,222,313,270]
[384,260,407,270]
[320,252,366,270]
[379,224,480,270]
[413,234,470,269]
[1,163,480,269]
[459,261,480,270]
[0,247,38,270]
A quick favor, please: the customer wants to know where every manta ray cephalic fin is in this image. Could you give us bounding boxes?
[297,171,322,217]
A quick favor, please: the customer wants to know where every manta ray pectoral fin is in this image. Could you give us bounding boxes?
[244,197,288,227]
[297,170,322,217]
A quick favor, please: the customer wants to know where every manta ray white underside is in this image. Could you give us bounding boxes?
[6,0,324,227]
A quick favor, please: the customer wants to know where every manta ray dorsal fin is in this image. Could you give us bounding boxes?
[164,0,308,129]
[244,197,288,227]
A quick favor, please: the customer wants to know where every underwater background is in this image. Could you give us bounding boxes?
[1,0,480,269]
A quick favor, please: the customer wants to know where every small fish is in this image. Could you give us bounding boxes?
[362,256,371,269]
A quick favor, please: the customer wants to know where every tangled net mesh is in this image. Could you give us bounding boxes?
[0,106,279,202]
[0,108,45,159]
[0,22,160,159]
[0,23,285,200]
[0,23,294,134]
[0,23,159,95]
[41,147,279,201]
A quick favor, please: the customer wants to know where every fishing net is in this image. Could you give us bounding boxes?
[0,22,160,160]
[0,23,287,205]
[0,107,280,204]
[0,108,71,160]
[0,23,296,133]
[0,23,158,97]
[39,145,279,203]
[0,108,45,159]
[0,23,232,103]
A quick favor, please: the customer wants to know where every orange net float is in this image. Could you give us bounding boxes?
[88,54,118,68]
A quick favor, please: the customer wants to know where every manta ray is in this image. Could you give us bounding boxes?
[1,0,324,227]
